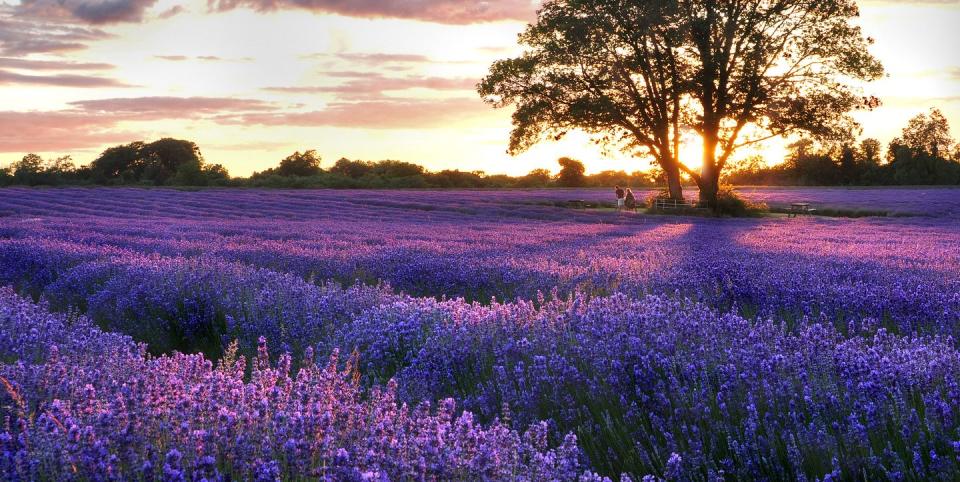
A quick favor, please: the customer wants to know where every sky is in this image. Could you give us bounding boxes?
[0,0,958,177]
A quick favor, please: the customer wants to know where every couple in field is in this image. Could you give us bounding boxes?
[614,185,637,211]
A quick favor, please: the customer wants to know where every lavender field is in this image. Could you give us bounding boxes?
[1,187,959,480]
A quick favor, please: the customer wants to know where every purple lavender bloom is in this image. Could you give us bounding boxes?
[1,187,959,480]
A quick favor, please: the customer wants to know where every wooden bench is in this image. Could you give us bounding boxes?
[787,202,816,217]
[566,199,594,209]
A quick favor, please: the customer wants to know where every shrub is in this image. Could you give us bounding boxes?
[644,189,673,208]
[710,185,767,216]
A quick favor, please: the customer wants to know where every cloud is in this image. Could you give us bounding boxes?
[0,57,114,70]
[304,52,478,73]
[154,54,189,61]
[0,69,130,87]
[204,140,292,151]
[0,15,110,55]
[71,96,277,119]
[263,74,477,99]
[0,110,131,152]
[208,0,538,24]
[13,0,160,24]
[154,54,235,62]
[0,96,281,153]
[942,67,960,81]
[883,95,960,108]
[325,53,433,64]
[476,46,513,54]
[157,4,185,19]
[910,66,960,81]
[222,97,491,129]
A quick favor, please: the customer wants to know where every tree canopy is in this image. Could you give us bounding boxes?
[556,157,587,187]
[889,108,956,160]
[479,0,690,199]
[277,150,323,177]
[90,138,208,185]
[7,154,77,186]
[480,0,884,208]
[725,111,960,186]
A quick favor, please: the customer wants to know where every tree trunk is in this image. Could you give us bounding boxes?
[699,166,720,210]
[699,134,721,210]
[664,161,683,200]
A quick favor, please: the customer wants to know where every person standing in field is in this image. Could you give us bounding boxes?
[615,185,625,211]
[624,188,636,211]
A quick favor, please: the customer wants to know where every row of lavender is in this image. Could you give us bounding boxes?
[2,186,960,219]
[3,259,959,479]
[3,211,958,336]
[0,287,595,480]
[1,187,959,479]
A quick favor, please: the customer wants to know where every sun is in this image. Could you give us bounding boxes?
[678,133,705,172]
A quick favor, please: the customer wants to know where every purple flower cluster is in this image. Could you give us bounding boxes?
[3,200,958,336]
[335,293,960,478]
[1,186,959,480]
[0,288,600,481]
[2,186,959,218]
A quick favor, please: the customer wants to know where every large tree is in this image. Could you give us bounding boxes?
[556,157,586,187]
[889,108,956,160]
[478,0,692,200]
[481,0,883,207]
[90,138,204,185]
[681,0,883,206]
[276,150,323,177]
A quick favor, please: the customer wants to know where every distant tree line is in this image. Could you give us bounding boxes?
[0,138,229,187]
[0,142,657,189]
[245,153,659,189]
[725,109,960,186]
[2,109,958,189]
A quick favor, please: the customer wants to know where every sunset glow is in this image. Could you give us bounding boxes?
[1,0,958,176]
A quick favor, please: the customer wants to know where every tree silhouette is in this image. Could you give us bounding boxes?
[889,108,955,160]
[556,157,586,187]
[90,139,204,185]
[140,138,205,185]
[481,0,883,208]
[479,0,690,200]
[330,158,372,179]
[277,150,323,177]
[91,142,144,182]
[680,0,883,206]
[518,168,553,187]
[859,138,881,166]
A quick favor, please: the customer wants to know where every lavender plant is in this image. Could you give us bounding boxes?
[1,187,959,480]
[0,288,601,481]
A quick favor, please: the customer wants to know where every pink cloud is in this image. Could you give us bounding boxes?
[0,111,130,152]
[0,57,114,70]
[154,54,189,61]
[0,69,129,87]
[154,55,226,61]
[157,4,185,19]
[0,93,494,154]
[0,96,280,153]
[329,53,432,64]
[222,97,492,128]
[208,0,538,24]
[71,96,276,119]
[14,0,159,25]
[0,15,110,55]
[264,75,477,99]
